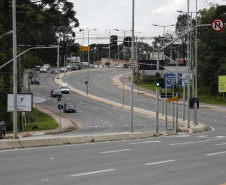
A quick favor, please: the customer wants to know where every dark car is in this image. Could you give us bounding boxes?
[31,76,40,84]
[51,68,57,74]
[0,121,6,139]
[63,103,76,113]
[71,64,81,71]
[50,89,62,98]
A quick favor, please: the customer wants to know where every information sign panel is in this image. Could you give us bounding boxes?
[218,76,226,92]
[129,60,137,69]
[164,73,182,88]
[79,46,90,51]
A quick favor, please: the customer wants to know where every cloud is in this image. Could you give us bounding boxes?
[153,0,184,14]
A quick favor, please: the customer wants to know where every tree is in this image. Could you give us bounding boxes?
[197,5,226,96]
[0,0,79,131]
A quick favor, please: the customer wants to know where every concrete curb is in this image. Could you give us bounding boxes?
[0,140,22,150]
[0,132,156,150]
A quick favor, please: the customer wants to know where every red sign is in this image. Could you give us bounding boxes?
[211,18,224,32]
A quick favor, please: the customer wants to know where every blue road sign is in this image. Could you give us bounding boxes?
[164,73,182,88]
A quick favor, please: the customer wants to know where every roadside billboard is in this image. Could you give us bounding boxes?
[7,94,33,112]
[218,76,226,92]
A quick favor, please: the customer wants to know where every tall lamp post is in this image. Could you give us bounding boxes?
[130,0,135,132]
[79,28,97,95]
[114,29,132,106]
[177,7,201,126]
[12,0,18,139]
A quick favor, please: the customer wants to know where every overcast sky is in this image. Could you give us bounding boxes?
[70,0,226,45]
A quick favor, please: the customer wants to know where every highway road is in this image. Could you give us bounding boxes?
[25,69,167,135]
[24,68,226,137]
[1,68,226,185]
[0,133,226,185]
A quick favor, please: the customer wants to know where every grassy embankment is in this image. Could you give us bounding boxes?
[132,76,226,106]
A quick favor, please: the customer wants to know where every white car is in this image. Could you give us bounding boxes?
[115,64,123,68]
[60,67,67,72]
[60,83,70,94]
[40,67,47,73]
[43,64,51,70]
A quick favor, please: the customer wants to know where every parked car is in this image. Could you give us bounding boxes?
[63,103,76,113]
[43,64,51,70]
[60,83,70,94]
[71,64,81,71]
[60,67,67,72]
[35,65,42,71]
[31,76,40,84]
[0,121,6,139]
[40,67,48,73]
[51,68,57,74]
[50,89,62,97]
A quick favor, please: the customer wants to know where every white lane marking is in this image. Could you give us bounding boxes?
[70,169,116,177]
[170,138,220,145]
[206,151,226,156]
[145,160,176,166]
[101,149,131,154]
[130,141,160,144]
[214,143,226,146]
[108,112,112,114]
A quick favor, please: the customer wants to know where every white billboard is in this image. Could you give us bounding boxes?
[7,94,33,112]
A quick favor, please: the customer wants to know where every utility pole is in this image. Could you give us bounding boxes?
[187,0,191,128]
[130,0,135,132]
[12,0,18,139]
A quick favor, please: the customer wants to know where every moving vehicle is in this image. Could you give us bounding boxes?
[50,89,62,97]
[35,65,42,71]
[71,63,81,71]
[31,76,40,84]
[60,83,70,94]
[43,64,51,70]
[63,103,76,113]
[40,67,48,73]
[60,67,67,72]
[0,121,6,139]
[51,68,57,74]
[115,64,123,68]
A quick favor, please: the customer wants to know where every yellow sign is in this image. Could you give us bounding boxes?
[167,96,179,103]
[79,46,90,51]
[218,76,226,92]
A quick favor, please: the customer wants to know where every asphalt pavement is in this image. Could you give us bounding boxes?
[1,69,214,150]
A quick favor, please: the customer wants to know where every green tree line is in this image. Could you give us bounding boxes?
[0,0,79,131]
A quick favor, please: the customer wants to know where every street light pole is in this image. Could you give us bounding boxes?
[130,0,135,133]
[0,30,13,39]
[187,0,191,128]
[12,0,18,139]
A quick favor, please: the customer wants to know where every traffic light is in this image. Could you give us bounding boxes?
[110,35,117,49]
[173,83,179,92]
[156,78,164,88]
[155,72,164,88]
[123,37,132,47]
[59,41,67,55]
